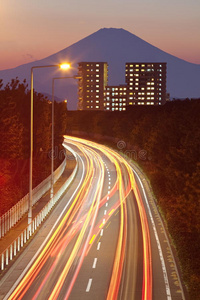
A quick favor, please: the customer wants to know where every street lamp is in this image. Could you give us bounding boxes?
[28,63,71,228]
[50,75,80,202]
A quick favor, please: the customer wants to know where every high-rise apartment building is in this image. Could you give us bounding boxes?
[125,62,167,106]
[104,85,127,111]
[77,62,108,110]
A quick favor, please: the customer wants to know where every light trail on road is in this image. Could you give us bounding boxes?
[7,136,152,300]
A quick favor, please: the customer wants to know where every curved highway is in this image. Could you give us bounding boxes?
[3,136,185,300]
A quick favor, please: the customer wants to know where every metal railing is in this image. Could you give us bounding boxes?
[0,156,78,271]
[0,158,66,239]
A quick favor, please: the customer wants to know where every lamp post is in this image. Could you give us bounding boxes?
[28,63,70,228]
[50,75,80,202]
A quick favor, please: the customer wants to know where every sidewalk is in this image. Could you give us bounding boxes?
[0,156,76,255]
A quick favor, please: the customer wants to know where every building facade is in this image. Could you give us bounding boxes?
[77,62,167,110]
[77,62,108,110]
[125,62,167,106]
[104,85,127,111]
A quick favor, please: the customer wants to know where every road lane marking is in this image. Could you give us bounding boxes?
[107,196,109,200]
[103,218,105,224]
[92,258,98,268]
[86,278,93,292]
[100,229,104,236]
[104,210,107,215]
[106,203,108,207]
[89,234,96,244]
[97,242,101,250]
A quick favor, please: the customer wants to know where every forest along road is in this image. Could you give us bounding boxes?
[0,136,186,300]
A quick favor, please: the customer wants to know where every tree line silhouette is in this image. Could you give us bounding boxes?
[0,78,67,216]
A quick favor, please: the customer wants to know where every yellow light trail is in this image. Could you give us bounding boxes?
[108,208,115,216]
[8,139,101,300]
[89,234,96,244]
[65,136,152,300]
[8,135,152,300]
[49,145,105,300]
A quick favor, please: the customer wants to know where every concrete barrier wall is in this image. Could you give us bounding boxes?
[0,148,78,271]
[0,158,66,239]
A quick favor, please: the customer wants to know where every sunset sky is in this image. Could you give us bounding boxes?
[1,0,200,70]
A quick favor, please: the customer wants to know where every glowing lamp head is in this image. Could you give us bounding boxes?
[60,63,71,70]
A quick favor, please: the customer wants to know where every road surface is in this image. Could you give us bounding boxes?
[2,136,186,300]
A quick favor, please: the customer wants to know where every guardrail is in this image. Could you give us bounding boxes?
[0,158,66,239]
[0,152,78,271]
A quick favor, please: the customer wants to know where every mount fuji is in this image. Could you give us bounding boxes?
[0,28,200,110]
